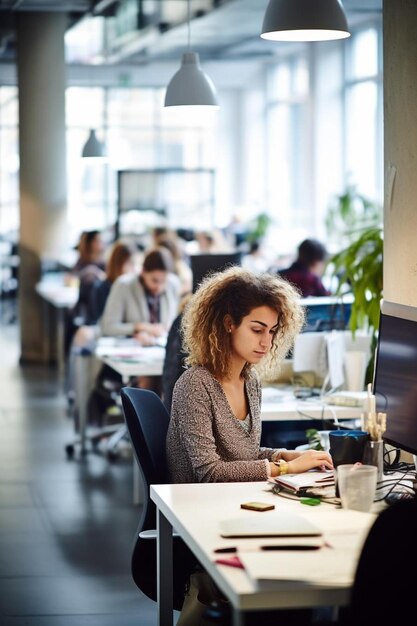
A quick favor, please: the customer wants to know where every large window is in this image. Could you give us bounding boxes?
[262,19,382,256]
[66,86,216,243]
[266,56,310,228]
[344,26,382,202]
[0,87,19,236]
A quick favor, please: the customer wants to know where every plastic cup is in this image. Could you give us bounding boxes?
[337,464,377,512]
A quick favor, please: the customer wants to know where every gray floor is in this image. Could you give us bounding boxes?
[0,322,160,626]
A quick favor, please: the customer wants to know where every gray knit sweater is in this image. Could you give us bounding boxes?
[166,366,278,483]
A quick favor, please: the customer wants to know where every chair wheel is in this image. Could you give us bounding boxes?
[65,444,74,458]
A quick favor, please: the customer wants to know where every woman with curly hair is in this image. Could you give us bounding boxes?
[166,267,333,483]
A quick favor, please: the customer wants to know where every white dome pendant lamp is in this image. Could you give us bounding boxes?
[261,0,350,42]
[81,128,106,159]
[164,0,219,111]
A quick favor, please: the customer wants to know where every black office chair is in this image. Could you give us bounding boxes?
[120,387,197,610]
[340,495,417,625]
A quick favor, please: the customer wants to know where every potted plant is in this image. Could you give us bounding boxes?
[326,184,382,247]
[245,212,272,245]
[328,187,383,383]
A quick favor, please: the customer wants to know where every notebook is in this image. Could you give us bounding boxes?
[219,513,322,538]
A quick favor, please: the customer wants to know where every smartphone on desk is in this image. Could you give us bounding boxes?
[240,502,275,512]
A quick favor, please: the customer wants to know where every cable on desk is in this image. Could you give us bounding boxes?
[295,402,341,431]
[374,473,416,502]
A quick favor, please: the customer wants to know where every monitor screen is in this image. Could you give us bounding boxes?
[374,300,417,456]
[301,294,353,332]
[190,252,242,292]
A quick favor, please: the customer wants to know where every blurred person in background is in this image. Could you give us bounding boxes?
[195,229,232,253]
[67,241,137,418]
[100,246,180,344]
[65,230,107,353]
[278,238,330,298]
[241,240,269,274]
[72,241,136,347]
[158,235,192,297]
[100,246,180,394]
[72,230,106,274]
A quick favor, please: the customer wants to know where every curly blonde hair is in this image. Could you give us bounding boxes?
[182,267,305,379]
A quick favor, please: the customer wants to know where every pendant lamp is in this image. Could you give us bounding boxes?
[81,128,106,158]
[261,0,350,42]
[164,0,219,110]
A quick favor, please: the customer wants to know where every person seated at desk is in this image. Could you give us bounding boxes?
[72,241,136,347]
[100,246,180,344]
[86,241,137,326]
[157,234,193,297]
[65,230,107,354]
[67,241,137,422]
[166,267,333,483]
[72,229,106,274]
[278,238,330,298]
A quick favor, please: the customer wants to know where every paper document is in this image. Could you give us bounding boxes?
[261,386,292,402]
[96,343,165,360]
[239,546,358,585]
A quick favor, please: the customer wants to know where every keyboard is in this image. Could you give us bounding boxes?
[323,391,368,408]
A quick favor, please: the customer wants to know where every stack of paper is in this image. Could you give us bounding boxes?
[273,470,335,494]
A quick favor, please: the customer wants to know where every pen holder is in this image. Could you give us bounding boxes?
[363,440,384,481]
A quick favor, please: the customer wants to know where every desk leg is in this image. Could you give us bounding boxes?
[157,507,173,626]
[56,307,66,377]
[74,352,91,454]
[233,609,244,626]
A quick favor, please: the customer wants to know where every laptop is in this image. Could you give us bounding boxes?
[219,513,322,538]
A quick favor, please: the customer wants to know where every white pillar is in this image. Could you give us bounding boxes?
[16,12,68,362]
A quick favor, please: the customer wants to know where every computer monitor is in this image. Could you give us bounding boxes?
[190,252,242,292]
[373,300,417,456]
[301,294,353,332]
[292,330,346,390]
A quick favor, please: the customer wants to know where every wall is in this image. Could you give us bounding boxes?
[383,0,417,307]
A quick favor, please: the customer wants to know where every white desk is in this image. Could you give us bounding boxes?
[150,481,376,626]
[261,386,363,422]
[95,339,363,423]
[93,338,166,503]
[95,338,165,383]
[36,277,78,373]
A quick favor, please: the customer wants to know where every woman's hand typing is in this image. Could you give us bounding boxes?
[284,449,334,474]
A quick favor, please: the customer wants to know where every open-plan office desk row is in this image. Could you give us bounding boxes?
[151,480,376,626]
[89,339,364,503]
[67,337,364,504]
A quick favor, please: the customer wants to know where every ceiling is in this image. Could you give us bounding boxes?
[0,0,383,66]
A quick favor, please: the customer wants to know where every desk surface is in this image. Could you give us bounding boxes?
[96,338,363,420]
[151,481,376,619]
[261,387,362,421]
[95,337,166,380]
[36,279,78,309]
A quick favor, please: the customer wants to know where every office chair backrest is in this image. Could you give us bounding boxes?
[347,496,417,625]
[121,386,170,529]
[120,386,196,608]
